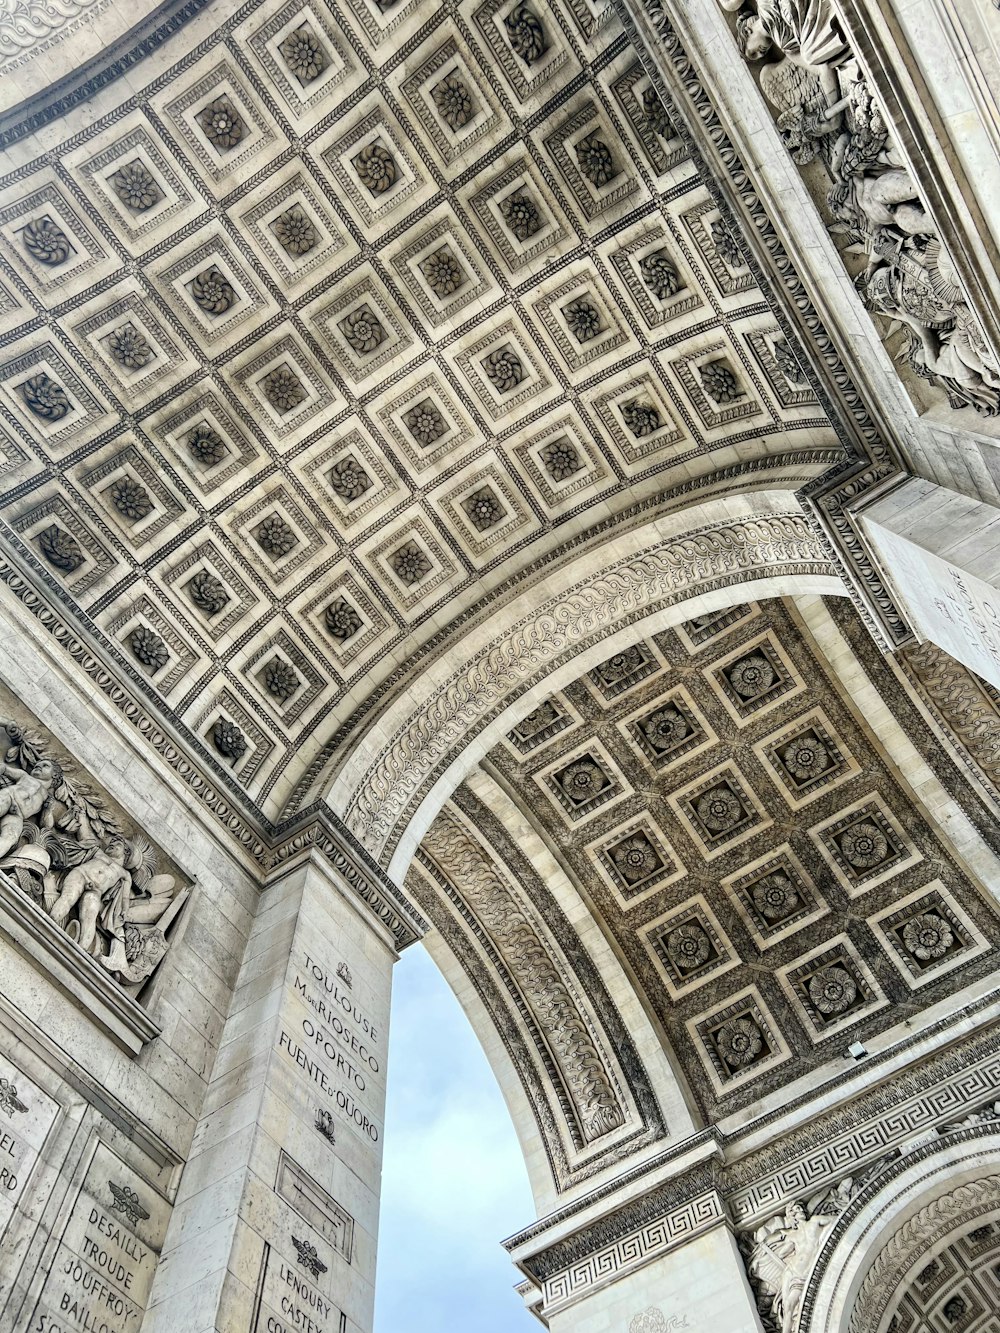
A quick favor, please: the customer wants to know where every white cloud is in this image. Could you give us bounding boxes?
[374,944,538,1333]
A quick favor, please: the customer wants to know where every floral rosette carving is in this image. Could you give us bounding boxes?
[611,834,661,884]
[807,964,857,1015]
[191,266,235,315]
[128,626,168,672]
[700,359,742,405]
[640,705,691,752]
[391,541,432,586]
[263,659,300,702]
[329,456,371,502]
[462,487,504,531]
[780,734,831,782]
[665,920,712,972]
[38,525,83,572]
[22,217,71,265]
[110,478,153,522]
[432,72,474,130]
[256,514,297,557]
[621,400,660,437]
[710,217,744,269]
[483,345,523,393]
[21,372,71,421]
[499,189,542,241]
[189,570,229,615]
[272,206,318,257]
[752,871,799,921]
[353,142,396,195]
[107,324,154,371]
[403,400,447,446]
[197,96,245,152]
[325,598,363,641]
[563,298,603,344]
[504,4,547,63]
[420,247,465,299]
[728,652,775,699]
[261,366,307,413]
[839,820,888,869]
[642,87,674,140]
[187,423,227,466]
[341,305,386,355]
[575,133,618,187]
[598,646,645,685]
[558,757,609,805]
[540,437,581,480]
[212,718,247,760]
[715,1015,764,1069]
[109,161,162,212]
[640,250,681,300]
[695,784,744,833]
[279,25,328,84]
[902,912,953,961]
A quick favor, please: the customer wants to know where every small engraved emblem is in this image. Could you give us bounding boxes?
[292,1235,327,1277]
[315,1108,336,1145]
[109,1181,150,1224]
[336,961,352,989]
[0,1077,27,1116]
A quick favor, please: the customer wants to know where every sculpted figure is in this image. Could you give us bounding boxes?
[0,717,185,988]
[722,0,1000,416]
[724,0,851,100]
[49,838,131,952]
[748,1202,837,1332]
[0,756,61,861]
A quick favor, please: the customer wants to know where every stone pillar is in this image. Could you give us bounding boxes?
[859,477,1000,689]
[143,846,422,1333]
[506,1146,764,1333]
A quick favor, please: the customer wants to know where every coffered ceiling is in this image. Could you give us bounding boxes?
[416,597,1000,1145]
[0,0,846,829]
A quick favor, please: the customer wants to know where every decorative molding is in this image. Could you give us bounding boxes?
[849,1175,1000,1333]
[899,640,1000,804]
[419,808,630,1147]
[725,1028,1000,1225]
[267,811,427,952]
[0,0,100,62]
[542,1188,725,1315]
[344,513,836,857]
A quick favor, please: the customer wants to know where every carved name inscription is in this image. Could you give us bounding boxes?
[0,1052,58,1242]
[276,953,383,1144]
[252,1240,347,1333]
[28,1144,165,1333]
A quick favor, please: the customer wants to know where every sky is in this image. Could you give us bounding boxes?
[374,942,539,1333]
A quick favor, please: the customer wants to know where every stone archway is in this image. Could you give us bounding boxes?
[804,1128,1000,1333]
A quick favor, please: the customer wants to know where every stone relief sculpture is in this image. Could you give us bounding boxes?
[719,0,1000,416]
[741,1159,893,1332]
[0,719,187,990]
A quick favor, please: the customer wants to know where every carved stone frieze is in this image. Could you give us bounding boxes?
[710,0,1000,418]
[419,808,628,1145]
[0,714,187,989]
[899,640,1000,805]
